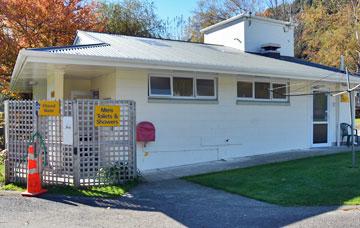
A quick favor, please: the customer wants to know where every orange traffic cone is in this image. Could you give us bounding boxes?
[21,145,47,197]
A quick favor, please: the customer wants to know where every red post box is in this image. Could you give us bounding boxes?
[136,121,155,143]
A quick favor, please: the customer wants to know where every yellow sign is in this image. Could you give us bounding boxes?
[39,101,60,116]
[341,94,350,103]
[94,105,121,127]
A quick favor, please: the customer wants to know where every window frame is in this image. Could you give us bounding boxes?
[237,80,254,100]
[195,77,217,99]
[254,81,271,101]
[148,74,173,98]
[148,73,217,100]
[271,82,288,101]
[172,75,195,99]
[236,78,289,102]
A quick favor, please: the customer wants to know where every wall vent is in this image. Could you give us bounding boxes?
[261,43,281,58]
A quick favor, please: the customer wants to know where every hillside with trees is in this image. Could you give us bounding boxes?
[186,0,360,73]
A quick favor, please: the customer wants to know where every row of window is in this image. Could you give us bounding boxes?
[149,75,289,101]
[237,81,288,100]
[149,75,216,99]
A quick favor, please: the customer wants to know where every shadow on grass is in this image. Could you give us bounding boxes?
[1,180,139,199]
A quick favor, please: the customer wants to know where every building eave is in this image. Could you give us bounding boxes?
[10,49,360,91]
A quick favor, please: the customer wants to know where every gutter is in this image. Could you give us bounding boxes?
[10,49,28,90]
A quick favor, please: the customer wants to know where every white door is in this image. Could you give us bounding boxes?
[312,91,329,146]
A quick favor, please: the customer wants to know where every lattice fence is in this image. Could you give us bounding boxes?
[5,100,136,187]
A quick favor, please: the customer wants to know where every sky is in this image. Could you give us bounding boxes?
[151,0,197,20]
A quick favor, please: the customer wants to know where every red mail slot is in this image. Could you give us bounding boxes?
[136,121,155,142]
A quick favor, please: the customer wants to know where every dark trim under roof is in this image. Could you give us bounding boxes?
[249,52,346,74]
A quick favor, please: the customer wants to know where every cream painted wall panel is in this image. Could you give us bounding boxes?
[46,70,64,99]
[32,80,47,100]
[64,79,91,99]
[91,73,116,99]
[46,74,54,99]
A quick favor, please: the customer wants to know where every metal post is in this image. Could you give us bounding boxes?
[72,101,80,187]
[350,90,356,168]
[346,68,356,168]
[4,101,9,184]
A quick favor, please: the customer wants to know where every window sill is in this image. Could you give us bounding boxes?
[236,99,290,106]
[148,97,218,104]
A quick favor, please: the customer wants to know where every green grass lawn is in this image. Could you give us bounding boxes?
[0,163,138,198]
[185,152,360,206]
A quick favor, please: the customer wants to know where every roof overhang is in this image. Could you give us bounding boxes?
[11,49,360,91]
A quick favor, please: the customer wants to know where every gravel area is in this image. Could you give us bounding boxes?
[1,179,360,228]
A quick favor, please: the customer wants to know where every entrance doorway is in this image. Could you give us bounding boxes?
[312,91,329,146]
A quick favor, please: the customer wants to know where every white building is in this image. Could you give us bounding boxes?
[10,14,358,171]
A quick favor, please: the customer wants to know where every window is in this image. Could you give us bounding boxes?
[149,76,171,96]
[149,74,216,99]
[237,79,288,102]
[272,83,287,99]
[197,79,215,97]
[237,81,253,98]
[255,82,270,99]
[173,77,194,97]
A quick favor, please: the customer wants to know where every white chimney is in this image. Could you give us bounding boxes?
[201,14,295,57]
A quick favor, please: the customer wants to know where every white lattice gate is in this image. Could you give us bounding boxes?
[5,100,136,187]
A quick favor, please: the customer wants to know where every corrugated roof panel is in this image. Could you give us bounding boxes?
[27,31,355,81]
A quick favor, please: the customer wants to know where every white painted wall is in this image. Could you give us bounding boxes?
[204,21,245,51]
[115,69,342,171]
[203,17,294,56]
[244,19,294,56]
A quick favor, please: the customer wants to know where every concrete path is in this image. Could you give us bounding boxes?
[1,179,360,228]
[141,147,350,182]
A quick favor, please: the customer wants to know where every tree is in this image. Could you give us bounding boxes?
[163,16,191,41]
[99,0,165,38]
[297,1,360,72]
[0,0,104,98]
[349,0,360,72]
[187,0,282,42]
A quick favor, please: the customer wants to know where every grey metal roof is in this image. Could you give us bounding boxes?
[24,31,353,82]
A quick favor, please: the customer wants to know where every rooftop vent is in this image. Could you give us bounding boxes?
[261,43,281,58]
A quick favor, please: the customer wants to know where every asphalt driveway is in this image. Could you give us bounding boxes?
[0,179,360,228]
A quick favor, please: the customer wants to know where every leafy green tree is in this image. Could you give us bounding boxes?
[100,0,165,38]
